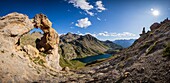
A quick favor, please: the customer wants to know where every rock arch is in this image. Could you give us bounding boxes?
[0,12,61,70]
[32,13,61,70]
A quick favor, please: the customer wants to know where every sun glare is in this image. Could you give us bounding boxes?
[151,9,160,16]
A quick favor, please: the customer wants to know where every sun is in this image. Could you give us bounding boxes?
[151,9,160,16]
[152,10,159,16]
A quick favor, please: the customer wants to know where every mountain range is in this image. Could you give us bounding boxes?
[59,32,122,60]
[113,39,136,48]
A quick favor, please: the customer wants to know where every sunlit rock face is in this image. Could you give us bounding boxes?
[33,14,61,70]
[0,12,39,82]
[0,12,34,50]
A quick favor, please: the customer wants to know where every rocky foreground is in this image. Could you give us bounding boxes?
[0,12,170,82]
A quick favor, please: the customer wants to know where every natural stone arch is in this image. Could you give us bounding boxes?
[32,14,61,70]
[33,14,59,53]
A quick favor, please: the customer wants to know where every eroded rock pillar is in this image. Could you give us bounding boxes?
[33,14,61,70]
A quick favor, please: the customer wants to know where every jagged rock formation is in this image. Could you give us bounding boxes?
[140,27,146,36]
[59,32,122,60]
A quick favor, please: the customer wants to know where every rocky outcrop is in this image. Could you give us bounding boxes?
[0,12,62,82]
[140,27,146,36]
[0,12,34,51]
[150,22,160,31]
[0,12,39,82]
[33,14,61,70]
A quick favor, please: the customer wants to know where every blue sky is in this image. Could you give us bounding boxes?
[0,0,170,40]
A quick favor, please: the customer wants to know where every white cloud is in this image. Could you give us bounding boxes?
[59,31,137,41]
[76,31,97,37]
[86,10,94,16]
[96,1,106,12]
[97,32,136,37]
[68,0,94,16]
[97,17,101,21]
[75,31,136,37]
[75,17,92,28]
[85,32,97,37]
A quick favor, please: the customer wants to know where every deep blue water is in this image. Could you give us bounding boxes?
[74,54,112,63]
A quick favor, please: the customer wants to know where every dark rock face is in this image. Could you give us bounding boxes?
[140,27,146,36]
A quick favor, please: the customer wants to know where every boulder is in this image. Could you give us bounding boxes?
[150,23,160,31]
[62,67,70,72]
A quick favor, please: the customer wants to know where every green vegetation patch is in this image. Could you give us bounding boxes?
[59,55,85,69]
[163,42,170,57]
[39,52,47,57]
[140,40,154,50]
[146,41,158,55]
[32,56,46,66]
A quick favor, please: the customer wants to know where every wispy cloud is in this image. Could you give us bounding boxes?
[76,31,97,37]
[68,0,94,16]
[59,31,138,40]
[68,0,106,16]
[97,17,101,21]
[96,1,106,12]
[67,0,107,28]
[98,31,136,37]
[75,31,136,37]
[75,17,92,28]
